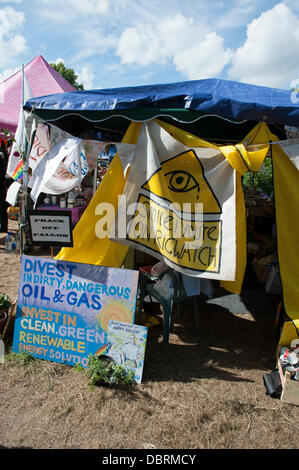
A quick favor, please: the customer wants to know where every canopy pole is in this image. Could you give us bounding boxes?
[93,155,98,195]
[20,69,35,255]
[20,64,28,255]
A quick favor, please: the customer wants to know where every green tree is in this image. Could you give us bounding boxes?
[242,156,273,195]
[50,62,84,90]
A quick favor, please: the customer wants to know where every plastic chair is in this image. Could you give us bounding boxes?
[175,274,200,337]
[137,266,199,344]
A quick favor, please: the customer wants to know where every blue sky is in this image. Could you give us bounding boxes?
[0,0,299,90]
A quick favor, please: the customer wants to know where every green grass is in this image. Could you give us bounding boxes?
[5,351,36,365]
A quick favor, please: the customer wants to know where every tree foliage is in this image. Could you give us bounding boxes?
[242,157,273,195]
[50,62,84,90]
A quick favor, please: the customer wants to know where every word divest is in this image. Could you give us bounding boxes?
[12,256,139,367]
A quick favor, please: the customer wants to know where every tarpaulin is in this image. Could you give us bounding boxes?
[24,78,299,128]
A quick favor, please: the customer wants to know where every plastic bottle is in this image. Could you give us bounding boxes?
[11,236,16,253]
[67,191,75,208]
[60,196,66,208]
[16,231,20,253]
[75,191,84,207]
[5,232,14,253]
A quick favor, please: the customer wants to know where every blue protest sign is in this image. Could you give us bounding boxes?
[12,255,139,368]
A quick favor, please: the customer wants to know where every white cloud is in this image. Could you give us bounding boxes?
[213,0,262,30]
[4,0,298,91]
[77,66,95,89]
[35,1,235,81]
[174,32,233,80]
[116,14,209,66]
[69,29,117,63]
[228,3,299,88]
[63,0,109,15]
[0,6,24,37]
[0,65,19,83]
[116,13,232,80]
[0,7,27,68]
[117,27,159,66]
[51,58,96,89]
[39,0,109,23]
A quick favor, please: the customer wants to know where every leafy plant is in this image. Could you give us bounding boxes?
[74,362,85,372]
[86,354,136,388]
[242,157,273,196]
[0,293,11,310]
[6,351,36,365]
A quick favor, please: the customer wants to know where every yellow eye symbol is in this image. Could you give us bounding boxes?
[141,150,222,213]
[165,170,199,195]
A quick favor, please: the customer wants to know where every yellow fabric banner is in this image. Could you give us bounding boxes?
[272,144,299,346]
[220,122,275,294]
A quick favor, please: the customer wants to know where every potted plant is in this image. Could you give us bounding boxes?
[0,293,11,335]
[86,354,136,388]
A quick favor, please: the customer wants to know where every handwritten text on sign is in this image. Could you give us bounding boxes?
[28,210,73,247]
[12,256,139,367]
[127,195,222,273]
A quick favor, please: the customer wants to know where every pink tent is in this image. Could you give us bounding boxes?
[0,55,76,136]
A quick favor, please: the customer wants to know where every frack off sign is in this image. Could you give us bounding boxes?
[12,256,139,367]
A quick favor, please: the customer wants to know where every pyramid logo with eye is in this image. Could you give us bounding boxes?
[141,150,221,214]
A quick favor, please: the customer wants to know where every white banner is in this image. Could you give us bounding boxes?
[6,181,22,206]
[6,72,33,178]
[279,139,299,170]
[113,121,236,280]
[29,123,50,171]
[29,137,83,203]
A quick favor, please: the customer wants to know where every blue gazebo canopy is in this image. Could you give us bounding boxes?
[24,78,299,142]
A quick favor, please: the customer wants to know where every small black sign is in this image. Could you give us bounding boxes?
[28,210,73,247]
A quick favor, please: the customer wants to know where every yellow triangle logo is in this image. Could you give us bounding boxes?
[142,150,221,214]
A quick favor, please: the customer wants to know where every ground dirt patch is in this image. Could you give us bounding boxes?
[0,230,298,450]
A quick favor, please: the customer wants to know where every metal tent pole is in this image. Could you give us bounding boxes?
[20,65,27,255]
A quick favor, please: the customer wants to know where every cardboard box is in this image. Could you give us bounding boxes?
[277,358,299,406]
